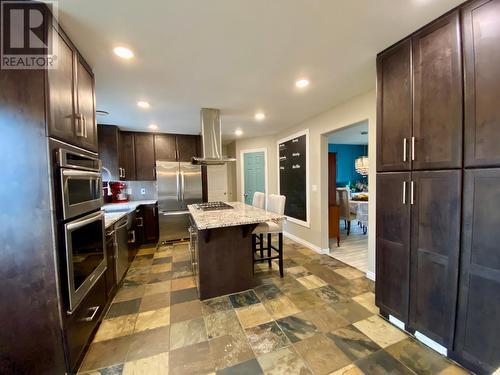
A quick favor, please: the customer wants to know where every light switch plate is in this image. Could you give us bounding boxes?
[311,185,318,192]
[141,188,146,195]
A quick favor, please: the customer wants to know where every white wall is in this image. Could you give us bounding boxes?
[235,89,377,277]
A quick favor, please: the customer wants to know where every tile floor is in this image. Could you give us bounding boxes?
[78,238,469,375]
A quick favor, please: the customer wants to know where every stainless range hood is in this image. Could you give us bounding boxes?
[192,108,236,165]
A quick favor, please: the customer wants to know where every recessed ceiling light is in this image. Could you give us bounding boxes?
[255,112,265,121]
[148,124,158,130]
[235,129,243,136]
[113,46,134,59]
[137,101,150,109]
[295,79,310,88]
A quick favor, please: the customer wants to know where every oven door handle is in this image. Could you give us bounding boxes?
[66,211,104,231]
[62,169,102,179]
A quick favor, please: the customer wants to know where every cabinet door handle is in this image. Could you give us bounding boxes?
[410,180,415,205]
[80,306,100,322]
[411,137,415,161]
[403,138,407,162]
[123,168,126,178]
[402,181,407,204]
[75,113,85,137]
[136,217,144,227]
[83,115,88,138]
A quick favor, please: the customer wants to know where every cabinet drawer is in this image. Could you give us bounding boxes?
[65,275,106,372]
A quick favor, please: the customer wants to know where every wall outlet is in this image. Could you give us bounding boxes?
[311,185,318,192]
[126,188,132,195]
[141,188,146,195]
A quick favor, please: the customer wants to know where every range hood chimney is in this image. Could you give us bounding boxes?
[192,108,236,165]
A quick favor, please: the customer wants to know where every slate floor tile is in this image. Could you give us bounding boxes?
[355,349,415,375]
[276,314,319,343]
[229,290,260,308]
[245,321,289,356]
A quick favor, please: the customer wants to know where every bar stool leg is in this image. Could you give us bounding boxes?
[278,232,283,277]
[267,233,272,268]
[259,233,264,260]
[252,234,256,275]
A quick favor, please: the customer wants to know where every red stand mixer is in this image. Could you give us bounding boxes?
[109,182,129,203]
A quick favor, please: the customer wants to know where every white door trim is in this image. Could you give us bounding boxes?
[240,148,268,206]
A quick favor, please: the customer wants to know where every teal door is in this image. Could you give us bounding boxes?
[243,151,266,205]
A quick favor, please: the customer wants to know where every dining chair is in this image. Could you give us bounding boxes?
[252,194,286,277]
[336,188,356,235]
[252,192,266,209]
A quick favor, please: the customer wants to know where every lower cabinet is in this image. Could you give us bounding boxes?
[134,204,159,245]
[408,170,461,347]
[64,275,106,373]
[376,170,461,348]
[453,168,500,374]
[376,172,411,322]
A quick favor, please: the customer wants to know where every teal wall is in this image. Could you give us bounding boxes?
[328,144,366,187]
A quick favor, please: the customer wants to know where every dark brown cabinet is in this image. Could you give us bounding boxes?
[155,133,201,161]
[463,0,500,168]
[97,125,120,180]
[143,203,159,243]
[75,57,97,152]
[408,170,461,347]
[134,133,156,181]
[119,131,136,181]
[376,2,500,373]
[47,30,76,146]
[454,168,500,374]
[376,172,411,322]
[177,135,200,161]
[105,228,117,299]
[155,134,177,161]
[412,12,463,170]
[134,204,159,245]
[47,29,97,152]
[376,39,412,172]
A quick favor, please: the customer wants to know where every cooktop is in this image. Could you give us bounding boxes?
[195,202,234,211]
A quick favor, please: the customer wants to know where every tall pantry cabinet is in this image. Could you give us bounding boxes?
[376,1,500,374]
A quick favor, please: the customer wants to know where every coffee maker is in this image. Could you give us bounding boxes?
[110,181,128,203]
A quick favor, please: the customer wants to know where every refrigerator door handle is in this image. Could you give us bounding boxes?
[176,171,180,201]
[181,171,185,201]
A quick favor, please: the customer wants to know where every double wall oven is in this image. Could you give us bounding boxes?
[52,139,106,313]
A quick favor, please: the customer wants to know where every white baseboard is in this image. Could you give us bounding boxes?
[366,271,376,281]
[283,231,329,254]
[415,331,448,356]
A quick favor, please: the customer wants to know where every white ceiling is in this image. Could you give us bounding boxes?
[56,0,464,140]
[328,121,368,145]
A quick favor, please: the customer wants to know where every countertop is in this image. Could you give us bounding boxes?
[103,200,157,229]
[188,201,286,230]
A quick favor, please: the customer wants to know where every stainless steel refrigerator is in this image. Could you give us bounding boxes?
[157,161,203,242]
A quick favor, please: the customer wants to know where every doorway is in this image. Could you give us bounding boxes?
[207,164,229,201]
[326,121,369,272]
[240,148,268,205]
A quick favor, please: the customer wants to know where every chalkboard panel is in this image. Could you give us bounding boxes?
[278,131,308,226]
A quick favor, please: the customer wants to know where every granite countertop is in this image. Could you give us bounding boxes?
[188,201,286,230]
[103,200,157,228]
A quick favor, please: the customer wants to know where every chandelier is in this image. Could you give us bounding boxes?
[355,155,369,176]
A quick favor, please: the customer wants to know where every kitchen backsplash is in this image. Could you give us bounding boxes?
[125,181,158,201]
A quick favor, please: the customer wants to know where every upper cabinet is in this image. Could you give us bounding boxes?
[463,0,500,167]
[176,135,200,161]
[377,13,463,172]
[47,28,97,152]
[98,125,120,181]
[75,57,97,152]
[119,131,136,181]
[155,134,201,162]
[155,134,177,161]
[376,39,412,172]
[134,133,156,181]
[412,11,463,170]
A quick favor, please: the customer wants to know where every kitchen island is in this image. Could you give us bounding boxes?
[188,202,285,300]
